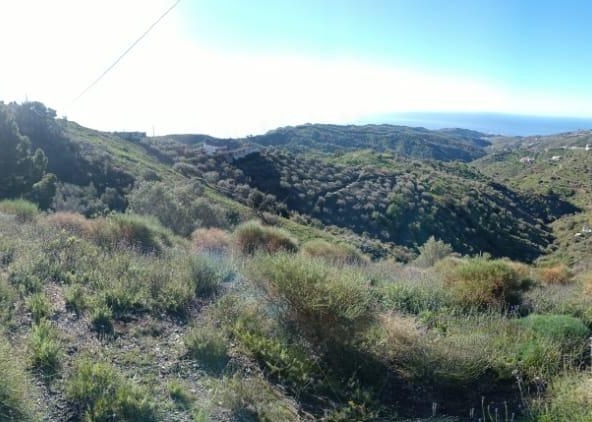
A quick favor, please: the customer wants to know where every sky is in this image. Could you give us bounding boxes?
[1,0,592,137]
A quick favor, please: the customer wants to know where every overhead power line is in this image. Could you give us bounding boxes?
[72,0,181,103]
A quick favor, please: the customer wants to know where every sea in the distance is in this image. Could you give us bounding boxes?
[359,112,592,136]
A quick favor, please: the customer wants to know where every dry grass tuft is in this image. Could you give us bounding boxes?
[191,228,232,255]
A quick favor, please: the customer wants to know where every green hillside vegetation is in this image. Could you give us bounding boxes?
[476,131,592,266]
[249,124,491,161]
[0,205,591,420]
[3,100,592,419]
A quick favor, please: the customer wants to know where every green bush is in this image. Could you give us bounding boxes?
[0,199,39,222]
[147,253,225,315]
[26,292,53,323]
[90,303,114,337]
[443,258,526,309]
[233,322,316,390]
[189,254,225,298]
[419,313,580,386]
[215,373,299,422]
[302,238,365,266]
[533,373,592,421]
[184,325,229,373]
[250,253,376,347]
[517,314,589,348]
[382,276,452,315]
[0,335,38,420]
[29,319,62,376]
[64,284,86,314]
[234,221,298,255]
[523,284,592,327]
[92,213,171,254]
[167,379,193,410]
[413,236,454,267]
[0,276,17,323]
[66,358,158,421]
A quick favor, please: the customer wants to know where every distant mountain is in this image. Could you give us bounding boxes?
[362,112,592,136]
[248,124,490,161]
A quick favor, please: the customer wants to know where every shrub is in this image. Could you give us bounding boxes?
[44,212,93,236]
[523,284,592,327]
[66,358,158,421]
[250,253,376,346]
[0,199,39,222]
[29,320,62,376]
[191,228,232,255]
[127,181,194,236]
[215,373,299,422]
[302,239,365,266]
[64,284,86,314]
[516,314,589,348]
[234,221,298,255]
[233,321,316,390]
[90,303,114,336]
[443,258,526,309]
[189,254,224,298]
[382,274,452,315]
[533,373,592,421]
[538,264,572,285]
[184,325,229,373]
[0,276,17,323]
[26,292,53,323]
[91,214,171,254]
[413,236,453,267]
[422,313,580,385]
[0,335,38,420]
[167,379,193,410]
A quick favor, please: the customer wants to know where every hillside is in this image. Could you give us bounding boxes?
[140,129,574,262]
[4,101,592,420]
[248,124,491,161]
[475,131,592,267]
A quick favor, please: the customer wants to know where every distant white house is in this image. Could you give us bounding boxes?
[519,156,534,164]
[586,144,591,151]
[551,155,562,161]
[203,143,227,155]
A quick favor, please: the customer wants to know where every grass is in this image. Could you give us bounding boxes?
[234,220,298,255]
[29,319,62,377]
[442,257,527,309]
[301,238,366,266]
[184,324,230,373]
[250,253,377,346]
[191,227,232,254]
[26,291,53,323]
[3,203,592,420]
[0,334,38,420]
[533,373,592,421]
[0,199,39,222]
[66,358,158,421]
[214,373,299,421]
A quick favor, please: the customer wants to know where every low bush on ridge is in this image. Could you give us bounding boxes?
[234,221,298,255]
[301,238,366,266]
[250,253,376,347]
[442,257,528,309]
[191,227,232,255]
[0,199,39,222]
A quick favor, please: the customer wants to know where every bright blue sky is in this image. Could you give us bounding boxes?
[1,0,591,136]
[182,0,592,96]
